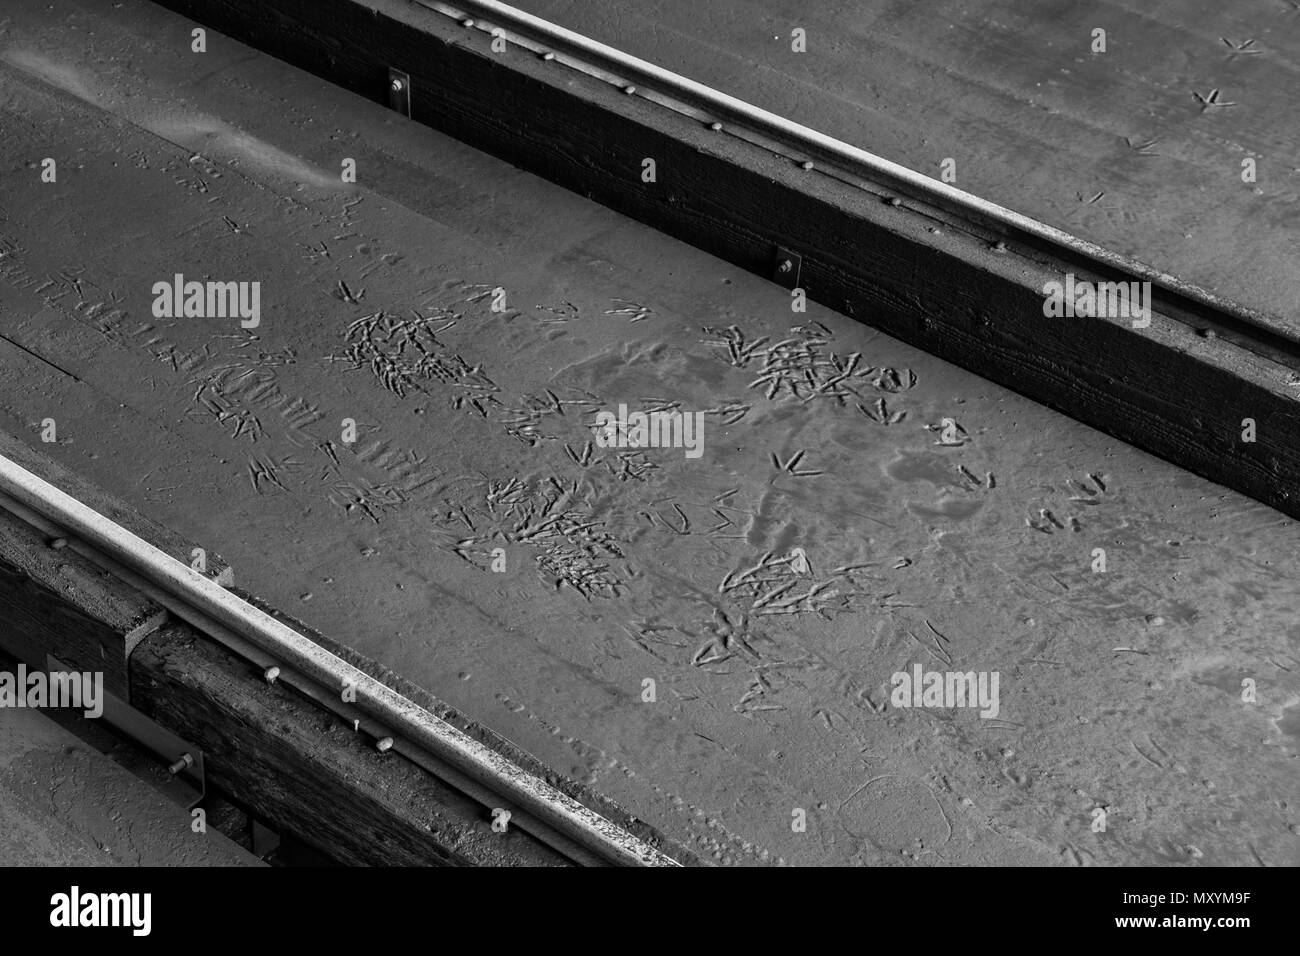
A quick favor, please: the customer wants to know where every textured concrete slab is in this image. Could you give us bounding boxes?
[0,702,260,866]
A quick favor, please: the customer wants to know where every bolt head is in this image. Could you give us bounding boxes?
[390,78,404,92]
[778,259,793,273]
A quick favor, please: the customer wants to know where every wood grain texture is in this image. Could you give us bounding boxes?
[0,506,165,698]
[129,624,570,866]
[148,0,1300,515]
[227,587,695,864]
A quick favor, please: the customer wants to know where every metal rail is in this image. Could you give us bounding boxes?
[0,451,679,867]
[412,0,1298,350]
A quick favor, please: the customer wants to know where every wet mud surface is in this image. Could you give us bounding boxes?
[0,0,1296,865]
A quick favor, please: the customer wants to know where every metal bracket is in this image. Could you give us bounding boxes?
[251,819,281,860]
[387,68,411,117]
[49,652,206,810]
[772,246,802,289]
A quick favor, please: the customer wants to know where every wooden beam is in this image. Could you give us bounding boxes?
[129,623,569,866]
[0,429,691,865]
[0,484,567,864]
[229,586,686,859]
[0,506,164,699]
[147,0,1300,518]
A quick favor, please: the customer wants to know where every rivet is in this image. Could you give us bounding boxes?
[49,537,68,550]
[800,160,814,171]
[709,121,723,131]
[376,736,394,753]
[540,51,555,61]
[623,84,636,95]
[263,665,280,684]
[460,17,475,27]
[887,197,902,207]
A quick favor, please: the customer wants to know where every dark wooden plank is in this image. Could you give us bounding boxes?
[147,0,1300,518]
[129,623,571,866]
[229,587,693,862]
[0,506,165,698]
